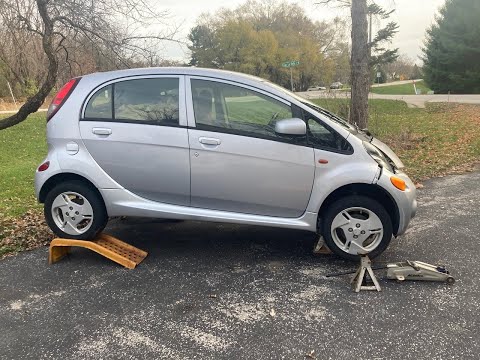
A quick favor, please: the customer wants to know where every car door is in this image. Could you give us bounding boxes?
[186,77,315,218]
[79,75,190,206]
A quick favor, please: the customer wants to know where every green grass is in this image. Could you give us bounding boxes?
[0,113,47,218]
[0,244,23,257]
[312,99,480,181]
[225,97,289,124]
[370,80,432,95]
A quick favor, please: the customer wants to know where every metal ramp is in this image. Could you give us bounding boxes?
[49,233,147,269]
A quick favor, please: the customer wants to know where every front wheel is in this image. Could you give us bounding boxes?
[321,195,393,261]
[44,181,108,240]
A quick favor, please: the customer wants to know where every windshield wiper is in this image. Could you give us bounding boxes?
[303,102,350,126]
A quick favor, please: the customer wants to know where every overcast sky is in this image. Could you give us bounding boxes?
[158,0,446,64]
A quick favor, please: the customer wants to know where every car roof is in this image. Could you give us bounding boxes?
[81,67,271,90]
[79,67,296,104]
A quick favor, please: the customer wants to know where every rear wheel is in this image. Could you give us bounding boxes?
[321,195,393,261]
[44,181,108,240]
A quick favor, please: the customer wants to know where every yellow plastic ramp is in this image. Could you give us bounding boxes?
[49,233,147,269]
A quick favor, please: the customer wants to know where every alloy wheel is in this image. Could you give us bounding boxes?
[51,191,94,235]
[330,207,384,255]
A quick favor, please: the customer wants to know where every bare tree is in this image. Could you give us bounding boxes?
[317,0,369,128]
[317,0,398,129]
[0,0,179,130]
[383,54,416,80]
[349,0,369,129]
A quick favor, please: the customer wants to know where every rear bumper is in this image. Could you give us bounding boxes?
[34,154,62,202]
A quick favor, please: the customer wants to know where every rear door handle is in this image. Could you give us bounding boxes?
[92,127,112,136]
[199,137,221,146]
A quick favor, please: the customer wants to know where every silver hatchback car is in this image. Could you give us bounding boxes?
[35,67,416,260]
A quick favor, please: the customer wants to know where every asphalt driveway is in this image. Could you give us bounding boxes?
[1,170,479,359]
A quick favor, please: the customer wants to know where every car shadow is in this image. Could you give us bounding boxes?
[103,217,353,270]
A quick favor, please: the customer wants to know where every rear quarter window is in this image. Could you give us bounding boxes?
[85,85,112,119]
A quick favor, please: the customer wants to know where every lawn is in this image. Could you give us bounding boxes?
[370,80,432,95]
[0,113,49,256]
[312,98,480,181]
[0,113,47,217]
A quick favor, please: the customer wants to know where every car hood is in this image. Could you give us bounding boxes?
[371,137,405,169]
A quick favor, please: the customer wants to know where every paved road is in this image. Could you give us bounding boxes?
[0,109,47,114]
[1,170,479,359]
[298,90,480,108]
[369,93,480,108]
[370,79,422,88]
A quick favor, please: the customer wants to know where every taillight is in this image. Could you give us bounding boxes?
[47,77,81,122]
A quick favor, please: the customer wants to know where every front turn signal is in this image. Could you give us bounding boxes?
[390,176,407,191]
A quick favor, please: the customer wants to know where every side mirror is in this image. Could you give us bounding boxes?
[274,118,306,136]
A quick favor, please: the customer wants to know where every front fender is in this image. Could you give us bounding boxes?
[306,149,379,213]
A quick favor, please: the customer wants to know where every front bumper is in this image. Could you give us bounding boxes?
[377,169,417,236]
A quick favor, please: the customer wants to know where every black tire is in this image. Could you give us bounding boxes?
[44,180,108,240]
[321,195,393,261]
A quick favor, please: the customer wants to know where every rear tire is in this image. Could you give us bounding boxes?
[44,181,108,240]
[321,195,393,261]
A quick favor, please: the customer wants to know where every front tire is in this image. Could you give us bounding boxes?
[321,195,393,261]
[44,181,108,240]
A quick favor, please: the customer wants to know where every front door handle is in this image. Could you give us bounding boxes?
[199,137,221,146]
[92,127,112,136]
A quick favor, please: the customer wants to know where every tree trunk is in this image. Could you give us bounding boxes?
[349,0,369,129]
[0,0,58,131]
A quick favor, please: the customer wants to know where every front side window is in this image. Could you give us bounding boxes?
[84,78,179,126]
[191,79,299,142]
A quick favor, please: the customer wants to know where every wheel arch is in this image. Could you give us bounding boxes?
[39,172,105,206]
[318,183,400,235]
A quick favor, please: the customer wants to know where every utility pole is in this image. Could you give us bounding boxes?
[7,81,17,109]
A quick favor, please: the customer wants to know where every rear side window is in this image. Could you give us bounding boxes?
[84,78,179,126]
[114,78,179,125]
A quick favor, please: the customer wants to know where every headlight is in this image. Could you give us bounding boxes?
[363,141,393,172]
